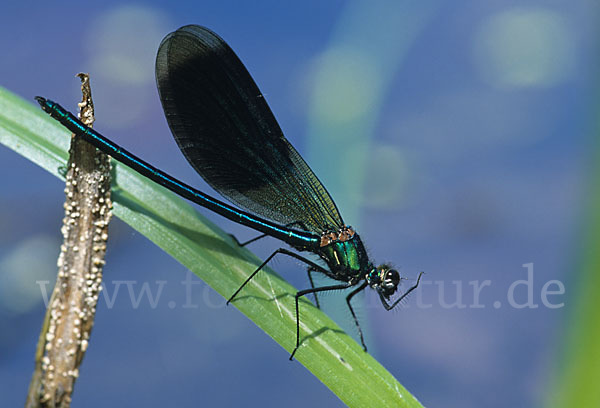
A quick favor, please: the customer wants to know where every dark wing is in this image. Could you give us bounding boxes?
[155,25,344,233]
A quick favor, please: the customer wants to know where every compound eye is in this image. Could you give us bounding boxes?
[383,269,400,291]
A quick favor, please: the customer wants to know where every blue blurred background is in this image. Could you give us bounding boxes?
[0,1,595,407]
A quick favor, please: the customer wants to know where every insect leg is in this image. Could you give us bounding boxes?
[227,248,325,304]
[289,282,355,361]
[307,267,322,308]
[379,272,424,311]
[345,281,370,351]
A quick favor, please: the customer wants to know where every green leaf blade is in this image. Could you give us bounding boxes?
[0,87,423,408]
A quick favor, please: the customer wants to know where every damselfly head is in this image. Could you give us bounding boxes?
[367,264,400,299]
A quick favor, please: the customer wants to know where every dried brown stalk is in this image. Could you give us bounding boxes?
[26,74,112,408]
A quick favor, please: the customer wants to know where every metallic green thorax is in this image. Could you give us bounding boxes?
[317,233,372,281]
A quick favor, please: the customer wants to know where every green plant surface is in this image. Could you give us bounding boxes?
[0,87,424,408]
[546,108,600,407]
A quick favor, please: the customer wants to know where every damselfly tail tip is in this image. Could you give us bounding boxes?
[34,96,46,107]
[34,96,53,114]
